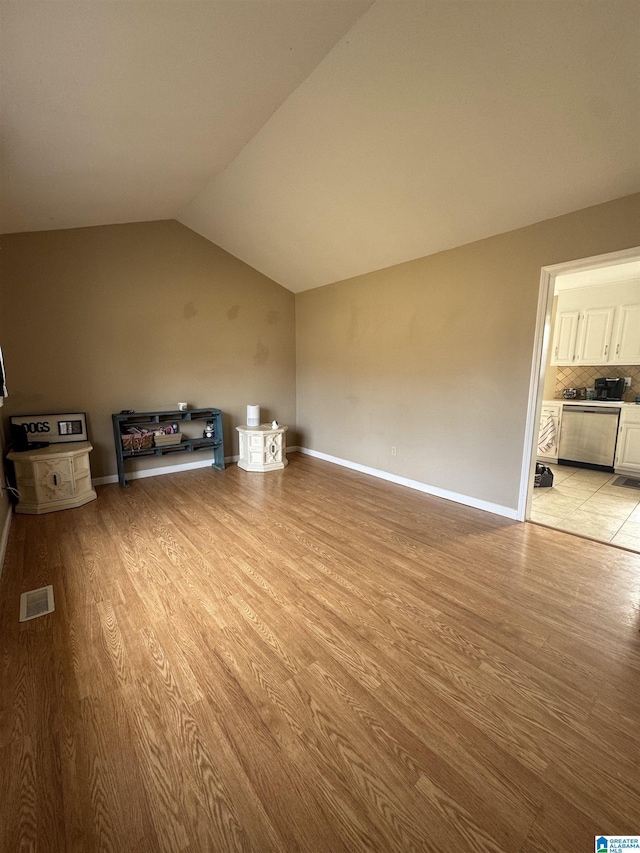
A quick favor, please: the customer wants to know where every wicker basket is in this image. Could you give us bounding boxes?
[154,432,183,447]
[121,431,155,452]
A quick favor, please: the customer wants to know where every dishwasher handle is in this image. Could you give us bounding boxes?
[561,405,621,415]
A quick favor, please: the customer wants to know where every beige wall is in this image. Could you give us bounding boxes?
[296,194,640,511]
[1,221,296,480]
[1,196,638,511]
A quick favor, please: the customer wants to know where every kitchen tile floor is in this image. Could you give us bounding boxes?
[530,463,640,553]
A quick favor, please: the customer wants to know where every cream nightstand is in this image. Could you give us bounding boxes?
[236,424,288,472]
[7,441,97,514]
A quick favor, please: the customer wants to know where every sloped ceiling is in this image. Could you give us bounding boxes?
[0,1,372,232]
[2,1,639,293]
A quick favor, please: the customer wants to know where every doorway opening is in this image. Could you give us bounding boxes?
[518,246,640,551]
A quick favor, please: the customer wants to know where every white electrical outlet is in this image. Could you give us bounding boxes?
[391,446,397,456]
[624,377,632,388]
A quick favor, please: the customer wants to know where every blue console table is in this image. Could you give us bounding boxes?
[112,408,224,487]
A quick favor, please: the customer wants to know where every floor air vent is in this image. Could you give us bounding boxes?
[19,585,55,622]
[612,476,640,490]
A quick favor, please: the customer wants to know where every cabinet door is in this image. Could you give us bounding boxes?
[615,423,640,473]
[611,304,640,364]
[575,306,615,364]
[264,432,284,465]
[33,458,74,503]
[551,311,580,365]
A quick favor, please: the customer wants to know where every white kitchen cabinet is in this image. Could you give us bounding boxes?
[537,402,562,462]
[575,306,616,363]
[610,303,640,364]
[551,311,581,365]
[550,280,640,366]
[615,406,640,475]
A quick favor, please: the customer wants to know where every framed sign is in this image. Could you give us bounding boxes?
[10,412,88,443]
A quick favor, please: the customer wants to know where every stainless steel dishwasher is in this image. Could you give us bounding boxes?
[558,405,620,470]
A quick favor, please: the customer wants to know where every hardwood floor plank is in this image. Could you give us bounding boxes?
[520,791,609,853]
[79,693,150,853]
[1,454,639,851]
[372,647,550,805]
[0,742,10,852]
[55,704,96,853]
[117,687,194,853]
[304,658,536,846]
[191,688,351,853]
[414,772,524,853]
[7,734,39,852]
[291,670,432,853]
[185,700,289,853]
[136,625,255,853]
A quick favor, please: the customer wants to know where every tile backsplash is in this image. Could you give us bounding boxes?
[555,365,640,399]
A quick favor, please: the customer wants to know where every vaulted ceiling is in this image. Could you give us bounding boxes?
[2,1,639,292]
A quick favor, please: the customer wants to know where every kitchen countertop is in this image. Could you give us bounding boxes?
[543,399,639,407]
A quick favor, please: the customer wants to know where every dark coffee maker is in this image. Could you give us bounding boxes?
[594,377,625,401]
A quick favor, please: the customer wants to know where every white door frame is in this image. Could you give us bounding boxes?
[517,245,640,522]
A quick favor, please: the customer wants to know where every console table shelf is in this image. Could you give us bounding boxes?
[112,408,224,487]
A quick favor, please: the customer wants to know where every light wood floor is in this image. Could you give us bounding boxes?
[1,453,639,852]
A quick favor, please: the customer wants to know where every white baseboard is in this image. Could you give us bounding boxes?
[0,506,12,581]
[296,447,518,520]
[93,445,517,519]
[93,456,237,486]
[93,447,298,487]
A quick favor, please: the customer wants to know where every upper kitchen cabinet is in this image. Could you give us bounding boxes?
[552,310,581,364]
[612,303,640,364]
[550,280,640,366]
